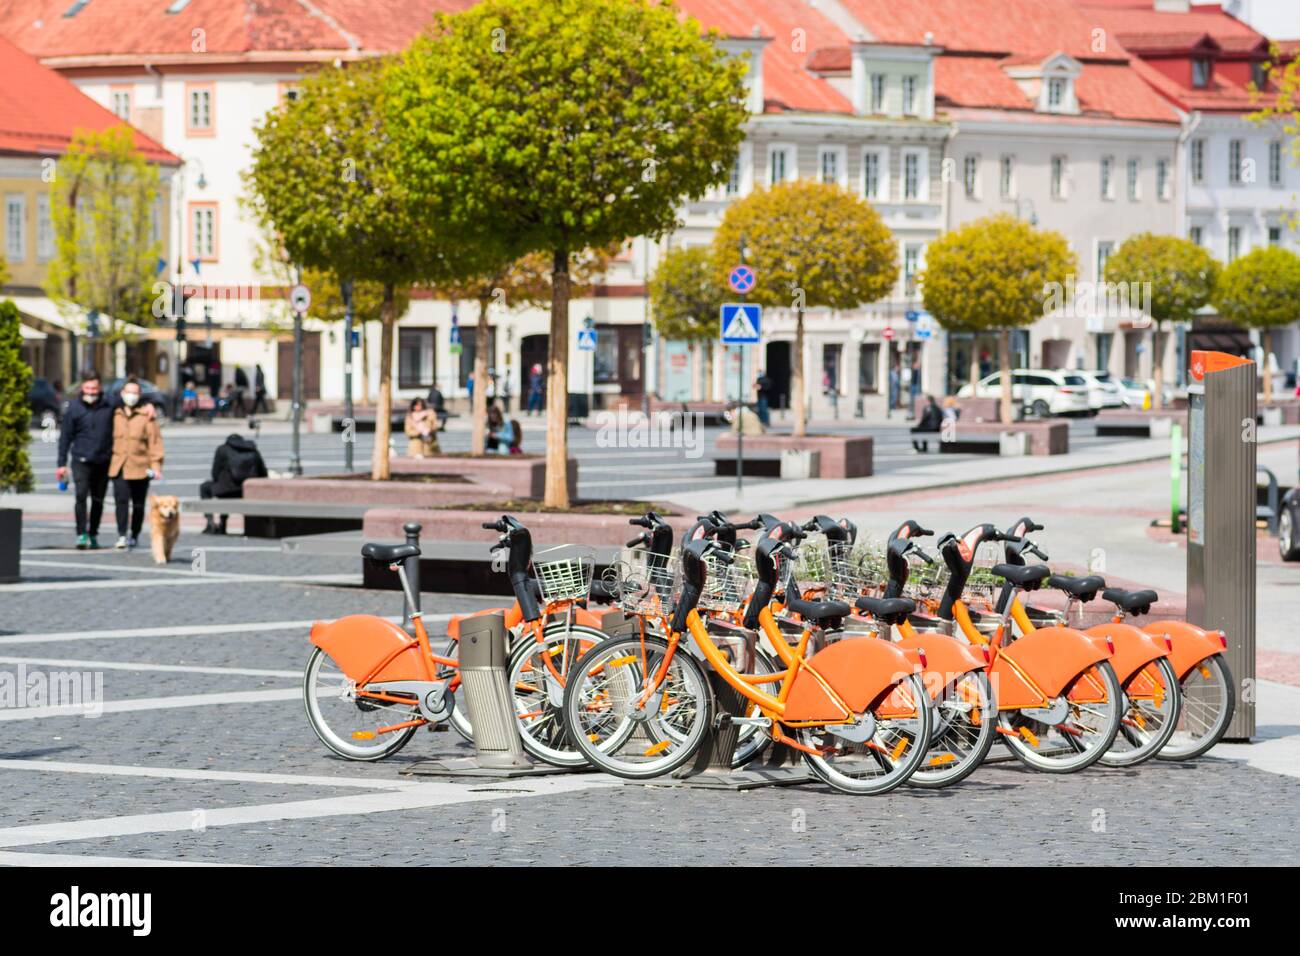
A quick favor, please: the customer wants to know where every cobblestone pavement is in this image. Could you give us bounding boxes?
[3,471,1297,866]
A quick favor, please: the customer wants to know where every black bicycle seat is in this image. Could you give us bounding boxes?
[855,596,916,626]
[785,593,851,624]
[991,563,1050,589]
[1047,574,1105,602]
[1103,588,1158,615]
[361,543,420,564]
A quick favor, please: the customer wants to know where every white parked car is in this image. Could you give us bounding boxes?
[956,368,1092,417]
[1075,370,1126,413]
[1118,378,1153,410]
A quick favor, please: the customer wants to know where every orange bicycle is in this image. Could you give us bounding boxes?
[563,523,933,795]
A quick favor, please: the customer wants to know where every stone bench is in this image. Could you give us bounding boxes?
[647,399,731,427]
[1095,408,1188,438]
[711,453,785,478]
[714,433,872,479]
[391,454,577,500]
[177,497,367,538]
[937,421,1068,456]
[1259,401,1300,426]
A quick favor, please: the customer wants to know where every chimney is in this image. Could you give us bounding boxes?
[851,36,870,114]
[719,30,771,115]
[1153,0,1191,13]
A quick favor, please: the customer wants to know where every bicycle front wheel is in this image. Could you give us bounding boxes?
[506,623,606,767]
[999,661,1122,773]
[797,672,933,795]
[909,669,997,789]
[562,634,713,779]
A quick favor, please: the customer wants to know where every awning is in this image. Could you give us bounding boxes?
[5,295,149,337]
[20,324,47,341]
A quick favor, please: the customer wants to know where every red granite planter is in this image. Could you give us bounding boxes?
[390,454,577,499]
[714,434,873,479]
[242,475,512,509]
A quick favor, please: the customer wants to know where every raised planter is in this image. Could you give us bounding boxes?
[243,474,512,509]
[955,397,1001,423]
[714,433,873,479]
[1259,399,1300,426]
[390,454,577,500]
[938,421,1068,456]
[1095,408,1188,438]
[363,507,693,549]
[0,508,20,583]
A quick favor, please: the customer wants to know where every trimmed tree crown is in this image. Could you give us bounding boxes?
[649,245,728,341]
[1213,246,1300,330]
[1104,232,1218,324]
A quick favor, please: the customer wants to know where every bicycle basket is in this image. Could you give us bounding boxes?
[699,549,756,613]
[532,545,595,604]
[604,548,679,616]
[827,540,887,602]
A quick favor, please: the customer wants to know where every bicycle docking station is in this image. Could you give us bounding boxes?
[406,612,574,779]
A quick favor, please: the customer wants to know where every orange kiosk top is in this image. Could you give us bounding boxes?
[1189,350,1253,381]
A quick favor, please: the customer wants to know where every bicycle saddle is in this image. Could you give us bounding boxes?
[1102,588,1158,615]
[990,563,1049,588]
[785,592,851,624]
[854,596,916,626]
[1047,574,1105,602]
[361,543,420,564]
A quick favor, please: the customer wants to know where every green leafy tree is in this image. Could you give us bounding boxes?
[1250,45,1300,229]
[1212,247,1300,402]
[1104,234,1217,411]
[46,127,163,350]
[648,245,728,400]
[441,248,611,456]
[922,214,1076,424]
[0,300,35,494]
[712,181,898,436]
[246,58,492,480]
[388,0,749,507]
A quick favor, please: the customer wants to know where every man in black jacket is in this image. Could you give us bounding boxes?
[55,372,115,549]
[199,434,268,534]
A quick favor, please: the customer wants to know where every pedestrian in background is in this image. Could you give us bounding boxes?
[526,363,545,415]
[404,397,440,457]
[108,377,164,550]
[233,366,250,414]
[55,370,114,550]
[200,433,267,534]
[252,363,269,414]
[755,371,772,427]
[910,395,943,453]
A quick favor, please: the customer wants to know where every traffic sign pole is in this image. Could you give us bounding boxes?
[341,280,354,472]
[288,280,311,477]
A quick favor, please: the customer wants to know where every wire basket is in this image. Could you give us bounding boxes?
[532,545,595,604]
[700,549,756,613]
[602,548,679,616]
[827,540,888,603]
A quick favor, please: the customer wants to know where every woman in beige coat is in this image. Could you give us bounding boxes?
[109,377,164,550]
[404,397,440,457]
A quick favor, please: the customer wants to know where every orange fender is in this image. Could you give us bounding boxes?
[573,606,605,630]
[785,638,917,722]
[1085,622,1168,685]
[310,615,427,684]
[997,625,1112,706]
[894,631,987,700]
[1141,619,1226,681]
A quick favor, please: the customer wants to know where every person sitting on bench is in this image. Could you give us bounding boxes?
[200,433,268,534]
[911,395,944,453]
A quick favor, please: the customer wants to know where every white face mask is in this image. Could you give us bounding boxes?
[82,391,99,404]
[122,393,140,408]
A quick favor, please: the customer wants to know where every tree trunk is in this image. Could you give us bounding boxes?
[998,329,1013,424]
[544,249,571,508]
[1150,326,1164,412]
[969,337,981,389]
[471,292,492,456]
[1263,327,1274,403]
[704,339,714,402]
[360,321,371,403]
[371,284,396,481]
[792,308,806,437]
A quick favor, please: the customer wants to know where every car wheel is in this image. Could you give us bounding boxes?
[1031,399,1051,418]
[1281,504,1300,562]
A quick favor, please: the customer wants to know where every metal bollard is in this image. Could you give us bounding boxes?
[401,522,422,630]
[455,612,532,769]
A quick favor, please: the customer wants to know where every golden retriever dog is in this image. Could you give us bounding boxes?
[149,495,181,565]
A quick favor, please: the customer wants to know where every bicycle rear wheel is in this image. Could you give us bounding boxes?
[1159,654,1234,761]
[506,624,606,767]
[998,661,1122,773]
[909,670,997,789]
[303,647,419,761]
[1099,656,1181,768]
[797,672,933,795]
[562,634,713,779]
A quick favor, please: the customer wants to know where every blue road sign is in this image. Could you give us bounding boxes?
[720,303,762,344]
[906,309,919,323]
[577,328,597,352]
[727,265,756,294]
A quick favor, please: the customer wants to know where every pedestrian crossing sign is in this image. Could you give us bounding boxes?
[720,303,761,344]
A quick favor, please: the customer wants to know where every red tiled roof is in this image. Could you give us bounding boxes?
[1077,1,1268,56]
[1125,51,1257,110]
[0,33,176,161]
[0,0,475,60]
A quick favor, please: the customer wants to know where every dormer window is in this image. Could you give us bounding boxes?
[1006,53,1080,115]
[1047,77,1067,110]
[1192,58,1211,88]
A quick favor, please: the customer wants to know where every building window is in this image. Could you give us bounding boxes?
[903,150,926,201]
[1270,141,1284,187]
[1050,155,1067,198]
[1253,61,1268,90]
[1156,158,1170,200]
[189,203,217,261]
[36,193,53,261]
[1192,58,1211,89]
[1096,240,1114,280]
[902,75,918,115]
[870,74,886,113]
[768,145,791,185]
[1269,226,1282,247]
[1100,155,1114,199]
[858,343,880,394]
[818,147,843,186]
[110,89,132,120]
[1190,138,1205,184]
[1127,157,1140,200]
[1047,76,1067,111]
[186,83,214,135]
[1227,226,1242,261]
[726,154,742,196]
[1000,155,1015,198]
[1189,225,1203,246]
[862,149,886,201]
[4,194,26,262]
[963,155,979,199]
[823,343,843,393]
[1229,139,1243,184]
[903,244,923,296]
[398,329,435,389]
